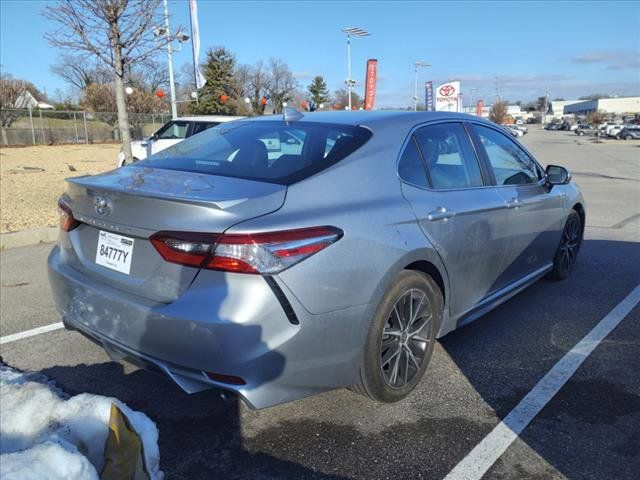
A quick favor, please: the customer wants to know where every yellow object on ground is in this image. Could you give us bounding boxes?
[101,403,150,480]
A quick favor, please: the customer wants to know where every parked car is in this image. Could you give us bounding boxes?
[617,126,640,140]
[607,125,627,138]
[544,123,559,130]
[49,111,585,409]
[512,124,528,134]
[603,123,623,136]
[117,116,244,167]
[575,124,594,136]
[503,125,523,137]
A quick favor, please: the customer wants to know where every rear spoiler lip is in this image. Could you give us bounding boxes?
[66,174,278,210]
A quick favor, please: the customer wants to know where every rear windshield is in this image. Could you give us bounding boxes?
[137,121,372,185]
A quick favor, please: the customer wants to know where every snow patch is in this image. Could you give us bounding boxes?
[0,365,162,479]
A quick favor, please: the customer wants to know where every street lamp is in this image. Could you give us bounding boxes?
[413,61,430,111]
[155,0,190,119]
[342,27,370,110]
[468,87,477,112]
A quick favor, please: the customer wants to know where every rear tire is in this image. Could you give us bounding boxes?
[354,270,443,403]
[624,135,632,140]
[549,211,583,280]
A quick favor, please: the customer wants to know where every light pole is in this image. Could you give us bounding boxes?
[469,87,477,112]
[155,0,190,119]
[413,61,430,111]
[162,0,177,119]
[341,27,370,110]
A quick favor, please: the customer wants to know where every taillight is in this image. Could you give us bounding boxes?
[58,199,79,232]
[150,226,342,274]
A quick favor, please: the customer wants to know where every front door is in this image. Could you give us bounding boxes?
[469,123,565,285]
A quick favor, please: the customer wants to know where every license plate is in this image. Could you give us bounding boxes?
[95,231,134,275]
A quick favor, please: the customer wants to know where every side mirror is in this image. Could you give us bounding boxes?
[545,165,571,188]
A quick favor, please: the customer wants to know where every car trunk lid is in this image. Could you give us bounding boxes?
[60,166,286,302]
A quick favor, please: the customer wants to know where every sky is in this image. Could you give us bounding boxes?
[1,0,639,108]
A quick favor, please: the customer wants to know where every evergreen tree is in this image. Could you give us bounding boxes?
[307,76,329,111]
[193,47,238,115]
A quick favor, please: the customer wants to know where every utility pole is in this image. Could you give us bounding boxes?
[413,61,430,111]
[494,76,500,103]
[469,87,477,112]
[163,0,177,119]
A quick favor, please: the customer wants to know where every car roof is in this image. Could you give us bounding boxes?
[237,110,494,130]
[174,115,244,122]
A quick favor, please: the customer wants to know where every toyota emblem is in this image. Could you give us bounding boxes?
[439,85,456,97]
[94,196,112,216]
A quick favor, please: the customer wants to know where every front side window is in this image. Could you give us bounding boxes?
[413,123,484,189]
[139,121,372,185]
[473,125,541,185]
[156,121,190,140]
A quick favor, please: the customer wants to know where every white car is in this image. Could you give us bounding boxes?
[607,125,627,138]
[503,124,524,137]
[117,116,243,167]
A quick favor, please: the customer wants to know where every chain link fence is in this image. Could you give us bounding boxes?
[0,109,171,146]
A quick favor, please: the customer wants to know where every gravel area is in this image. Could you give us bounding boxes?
[0,144,119,233]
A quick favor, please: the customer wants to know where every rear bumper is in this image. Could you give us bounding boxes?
[47,246,368,409]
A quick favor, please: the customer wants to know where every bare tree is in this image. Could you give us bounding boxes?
[42,0,181,163]
[489,101,508,124]
[587,110,607,142]
[333,88,361,110]
[247,61,271,115]
[266,58,298,114]
[50,53,110,92]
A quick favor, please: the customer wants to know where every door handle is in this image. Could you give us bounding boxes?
[427,207,455,221]
[506,197,522,209]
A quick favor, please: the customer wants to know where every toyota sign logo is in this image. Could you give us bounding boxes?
[439,85,456,97]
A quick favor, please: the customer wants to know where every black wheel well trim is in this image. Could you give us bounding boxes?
[403,260,446,308]
[571,202,586,236]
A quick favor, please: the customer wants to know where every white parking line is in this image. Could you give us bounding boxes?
[0,322,64,345]
[444,284,640,480]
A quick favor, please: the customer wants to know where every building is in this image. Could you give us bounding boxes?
[546,100,582,119]
[14,90,54,110]
[563,97,640,115]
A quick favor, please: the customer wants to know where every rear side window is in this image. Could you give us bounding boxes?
[139,121,372,185]
[413,123,484,189]
[191,122,220,136]
[472,125,540,185]
[398,137,428,188]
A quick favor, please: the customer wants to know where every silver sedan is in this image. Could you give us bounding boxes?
[48,111,585,408]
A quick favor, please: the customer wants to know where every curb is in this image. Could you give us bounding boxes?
[0,227,58,250]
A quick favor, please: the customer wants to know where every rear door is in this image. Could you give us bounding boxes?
[398,121,511,318]
[469,123,565,283]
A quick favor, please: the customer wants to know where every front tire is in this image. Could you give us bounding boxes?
[354,270,443,403]
[550,210,583,280]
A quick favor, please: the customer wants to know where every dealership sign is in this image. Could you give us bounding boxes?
[435,81,461,112]
[364,59,378,110]
[425,81,434,111]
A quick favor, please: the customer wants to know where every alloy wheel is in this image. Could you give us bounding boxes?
[380,289,432,388]
[559,216,581,272]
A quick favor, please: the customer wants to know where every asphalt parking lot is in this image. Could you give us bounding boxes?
[1,127,639,479]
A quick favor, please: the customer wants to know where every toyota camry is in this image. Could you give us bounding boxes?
[48,110,585,409]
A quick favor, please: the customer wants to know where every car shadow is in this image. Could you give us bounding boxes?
[439,238,640,479]
[41,361,347,480]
